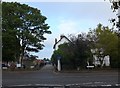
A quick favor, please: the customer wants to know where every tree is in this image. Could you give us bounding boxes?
[2,2,51,63]
[109,0,120,31]
[88,24,118,68]
[51,34,93,70]
[51,43,75,69]
[72,34,93,68]
[2,29,20,61]
[109,0,120,68]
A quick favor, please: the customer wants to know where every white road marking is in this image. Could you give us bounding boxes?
[83,82,93,85]
[94,81,104,84]
[10,84,32,86]
[115,84,120,86]
[35,84,62,86]
[101,84,112,86]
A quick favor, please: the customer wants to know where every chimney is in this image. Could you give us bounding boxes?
[60,34,65,39]
[55,38,57,44]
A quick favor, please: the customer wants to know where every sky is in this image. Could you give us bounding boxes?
[3,0,117,59]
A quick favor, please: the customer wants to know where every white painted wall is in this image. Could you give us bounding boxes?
[93,55,100,66]
[55,38,69,50]
[103,55,110,66]
[92,55,110,67]
[91,49,110,67]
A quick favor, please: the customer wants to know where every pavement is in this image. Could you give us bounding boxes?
[2,64,119,87]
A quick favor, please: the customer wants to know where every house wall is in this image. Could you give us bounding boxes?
[91,49,110,67]
[103,55,110,66]
[93,55,100,66]
[93,55,110,67]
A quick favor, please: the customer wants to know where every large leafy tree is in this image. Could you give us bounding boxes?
[2,29,20,61]
[51,34,93,69]
[109,1,120,68]
[88,24,118,68]
[72,34,93,68]
[2,2,51,62]
[51,42,77,69]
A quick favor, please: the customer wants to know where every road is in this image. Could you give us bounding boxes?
[2,64,119,87]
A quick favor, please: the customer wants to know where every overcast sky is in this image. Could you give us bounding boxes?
[3,1,117,59]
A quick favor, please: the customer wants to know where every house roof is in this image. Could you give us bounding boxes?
[53,35,72,49]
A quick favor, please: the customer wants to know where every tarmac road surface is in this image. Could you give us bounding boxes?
[2,64,119,87]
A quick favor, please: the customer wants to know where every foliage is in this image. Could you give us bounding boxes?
[29,55,38,61]
[88,24,118,68]
[2,2,51,62]
[2,29,20,61]
[51,23,119,70]
[109,1,120,30]
[51,34,93,69]
[109,1,120,68]
[71,34,93,68]
[51,43,76,69]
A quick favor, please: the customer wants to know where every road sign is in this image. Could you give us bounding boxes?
[57,55,62,60]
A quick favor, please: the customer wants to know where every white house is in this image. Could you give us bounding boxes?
[53,35,71,50]
[53,35,71,71]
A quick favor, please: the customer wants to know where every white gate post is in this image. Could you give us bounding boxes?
[57,59,61,71]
